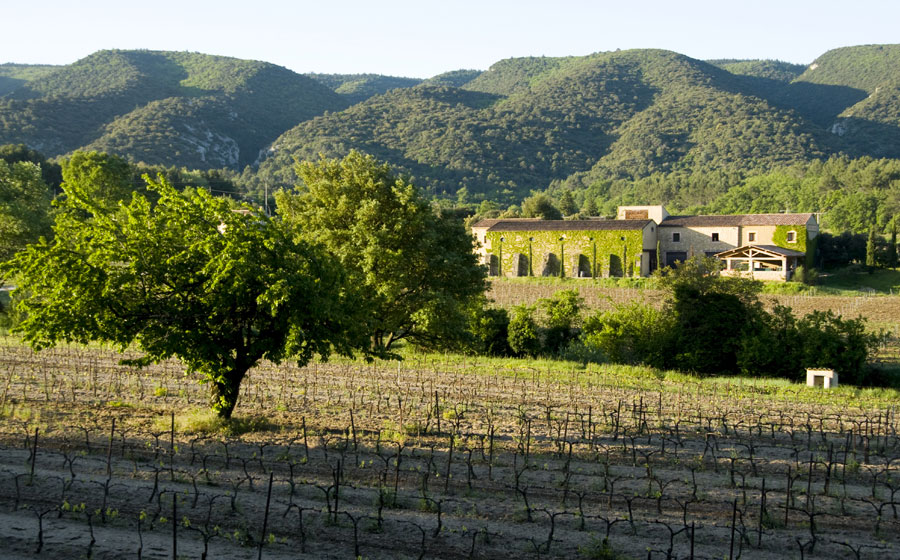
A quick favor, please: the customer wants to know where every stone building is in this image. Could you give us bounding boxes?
[473,206,818,281]
[471,218,657,278]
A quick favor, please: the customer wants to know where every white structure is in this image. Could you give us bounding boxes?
[806,368,838,388]
[617,205,670,224]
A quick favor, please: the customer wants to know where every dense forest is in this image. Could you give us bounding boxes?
[3,45,900,232]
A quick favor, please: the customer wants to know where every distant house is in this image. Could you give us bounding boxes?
[654,211,818,281]
[473,206,818,281]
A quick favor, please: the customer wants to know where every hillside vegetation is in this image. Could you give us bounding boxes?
[305,72,423,104]
[260,49,844,201]
[4,45,900,208]
[0,50,347,168]
[0,64,59,97]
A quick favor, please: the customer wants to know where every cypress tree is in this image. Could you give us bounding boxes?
[559,191,578,217]
[866,227,877,268]
[887,221,898,268]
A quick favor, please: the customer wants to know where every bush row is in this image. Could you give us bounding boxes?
[466,258,884,385]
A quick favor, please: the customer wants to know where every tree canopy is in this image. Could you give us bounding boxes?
[276,151,486,353]
[0,159,52,262]
[3,174,362,418]
[520,193,563,220]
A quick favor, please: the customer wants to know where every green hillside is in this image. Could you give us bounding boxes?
[708,59,805,82]
[424,69,483,88]
[258,49,834,202]
[305,73,422,104]
[0,64,58,97]
[463,56,571,96]
[795,45,900,93]
[0,50,347,168]
[5,45,900,208]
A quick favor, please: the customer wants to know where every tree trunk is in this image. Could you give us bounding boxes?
[209,367,248,419]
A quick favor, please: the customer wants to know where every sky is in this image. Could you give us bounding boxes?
[4,0,899,78]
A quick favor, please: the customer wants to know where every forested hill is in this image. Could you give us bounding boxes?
[256,46,900,202]
[258,49,836,200]
[0,64,59,97]
[4,45,900,204]
[305,73,423,104]
[0,50,348,169]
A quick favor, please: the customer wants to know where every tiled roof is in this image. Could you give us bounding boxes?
[486,219,653,232]
[659,213,815,227]
[470,218,540,229]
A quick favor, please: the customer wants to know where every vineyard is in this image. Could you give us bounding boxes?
[487,279,900,328]
[0,336,898,559]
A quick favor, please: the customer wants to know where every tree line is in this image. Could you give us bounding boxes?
[467,259,883,386]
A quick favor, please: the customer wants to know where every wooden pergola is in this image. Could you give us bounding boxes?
[715,245,806,281]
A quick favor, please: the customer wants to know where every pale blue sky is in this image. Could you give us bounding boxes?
[4,0,898,77]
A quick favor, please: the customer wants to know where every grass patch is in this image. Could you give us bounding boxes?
[0,403,42,423]
[393,348,900,409]
[817,266,900,294]
[154,408,277,436]
[760,281,816,295]
[106,400,132,408]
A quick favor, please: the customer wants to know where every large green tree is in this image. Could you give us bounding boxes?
[520,193,563,220]
[657,257,764,374]
[276,151,486,353]
[60,151,136,209]
[3,174,361,418]
[0,160,52,262]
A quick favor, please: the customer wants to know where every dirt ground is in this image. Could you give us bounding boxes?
[0,340,898,559]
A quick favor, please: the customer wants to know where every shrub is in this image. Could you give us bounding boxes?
[466,305,511,356]
[792,265,818,285]
[795,310,880,385]
[670,289,757,374]
[559,338,607,365]
[738,304,804,379]
[507,305,540,357]
[581,302,671,368]
[538,289,583,354]
[576,256,882,384]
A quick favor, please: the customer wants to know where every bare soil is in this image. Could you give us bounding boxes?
[0,340,898,559]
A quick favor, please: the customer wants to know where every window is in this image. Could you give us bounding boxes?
[711,232,719,242]
[786,231,797,243]
[672,232,681,243]
[748,232,756,243]
[666,252,687,267]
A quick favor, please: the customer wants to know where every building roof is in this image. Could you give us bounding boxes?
[659,213,815,227]
[482,219,653,232]
[470,218,499,229]
[715,244,806,259]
